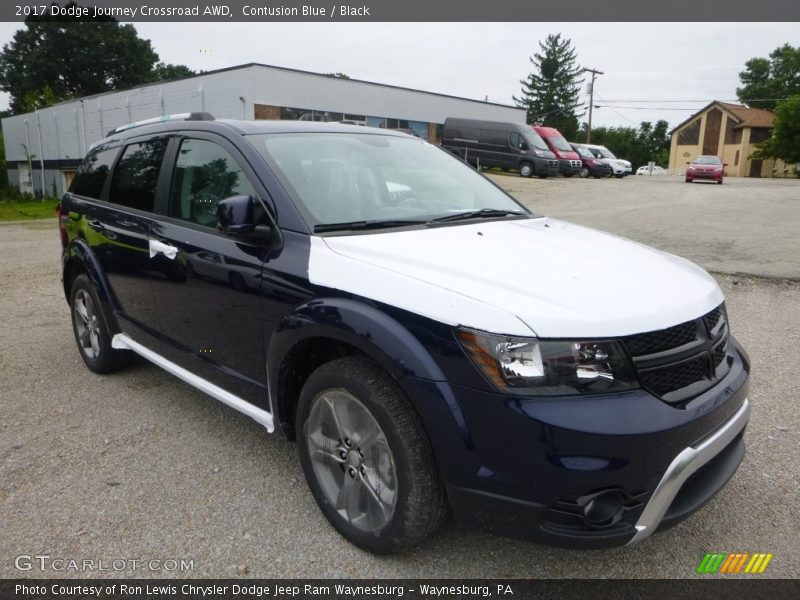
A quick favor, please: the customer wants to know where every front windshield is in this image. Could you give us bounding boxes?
[574,146,594,159]
[546,132,573,153]
[524,130,549,151]
[693,156,722,165]
[250,133,528,228]
[595,146,617,159]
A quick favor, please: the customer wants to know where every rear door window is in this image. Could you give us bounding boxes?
[108,140,168,212]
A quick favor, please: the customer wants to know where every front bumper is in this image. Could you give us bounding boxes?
[558,158,583,175]
[401,343,750,548]
[687,170,723,181]
[534,157,560,176]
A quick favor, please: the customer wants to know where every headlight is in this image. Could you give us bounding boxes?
[533,150,544,157]
[457,329,639,396]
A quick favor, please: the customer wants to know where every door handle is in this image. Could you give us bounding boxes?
[148,239,178,260]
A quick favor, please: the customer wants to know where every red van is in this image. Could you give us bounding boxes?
[532,126,583,177]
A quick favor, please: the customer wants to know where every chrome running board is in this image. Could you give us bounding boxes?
[111,333,275,433]
[627,398,750,544]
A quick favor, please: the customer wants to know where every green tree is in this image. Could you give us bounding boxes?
[0,131,8,189]
[752,95,800,166]
[578,120,670,168]
[737,43,800,110]
[0,2,194,113]
[149,62,196,82]
[514,34,584,140]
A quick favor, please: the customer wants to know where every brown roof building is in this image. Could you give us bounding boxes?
[668,101,794,178]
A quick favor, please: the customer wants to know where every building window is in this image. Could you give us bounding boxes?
[677,119,700,145]
[749,128,771,143]
[724,117,737,144]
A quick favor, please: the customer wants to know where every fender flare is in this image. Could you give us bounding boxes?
[266,297,451,425]
[62,238,122,333]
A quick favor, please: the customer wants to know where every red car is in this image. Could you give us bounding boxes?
[686,155,726,184]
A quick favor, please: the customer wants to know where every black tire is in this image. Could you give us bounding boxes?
[69,274,130,374]
[579,167,589,178]
[537,174,549,179]
[685,178,692,183]
[518,162,534,178]
[296,356,447,554]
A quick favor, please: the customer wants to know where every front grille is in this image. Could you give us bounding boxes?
[705,307,723,333]
[625,321,697,356]
[639,355,709,397]
[623,304,731,405]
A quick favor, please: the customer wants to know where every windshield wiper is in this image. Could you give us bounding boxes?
[314,219,427,233]
[428,208,526,224]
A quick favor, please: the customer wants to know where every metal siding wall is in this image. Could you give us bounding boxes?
[1,65,522,168]
[249,65,524,123]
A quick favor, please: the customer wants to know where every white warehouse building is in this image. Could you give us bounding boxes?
[1,63,525,197]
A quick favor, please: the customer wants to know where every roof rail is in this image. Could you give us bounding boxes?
[106,112,215,137]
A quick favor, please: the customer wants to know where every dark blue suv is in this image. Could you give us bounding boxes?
[59,113,750,553]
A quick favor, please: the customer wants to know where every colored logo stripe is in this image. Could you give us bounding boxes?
[697,552,773,574]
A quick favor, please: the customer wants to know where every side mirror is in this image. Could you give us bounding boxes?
[217,195,276,243]
[218,195,256,234]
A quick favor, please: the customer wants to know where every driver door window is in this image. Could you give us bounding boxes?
[169,138,255,227]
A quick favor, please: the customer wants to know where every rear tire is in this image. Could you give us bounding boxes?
[296,356,447,554]
[69,274,130,374]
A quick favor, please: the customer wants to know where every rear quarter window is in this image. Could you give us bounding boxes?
[70,147,119,199]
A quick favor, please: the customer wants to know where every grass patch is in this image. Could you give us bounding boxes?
[0,198,59,221]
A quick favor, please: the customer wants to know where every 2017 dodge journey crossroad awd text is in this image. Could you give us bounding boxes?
[59,113,751,554]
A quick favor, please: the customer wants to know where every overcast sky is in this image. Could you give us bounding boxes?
[1,22,797,130]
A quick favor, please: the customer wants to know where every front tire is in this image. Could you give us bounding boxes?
[296,356,447,554]
[69,274,130,374]
[518,162,533,178]
[579,167,589,178]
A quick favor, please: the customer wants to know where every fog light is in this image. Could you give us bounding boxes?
[582,490,625,527]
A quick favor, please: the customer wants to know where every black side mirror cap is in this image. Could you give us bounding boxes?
[217,195,278,245]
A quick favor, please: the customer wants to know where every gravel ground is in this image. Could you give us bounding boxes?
[0,176,798,579]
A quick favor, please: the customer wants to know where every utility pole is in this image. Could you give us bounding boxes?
[584,68,603,143]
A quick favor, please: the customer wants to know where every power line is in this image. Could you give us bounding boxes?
[594,105,704,110]
[598,98,789,103]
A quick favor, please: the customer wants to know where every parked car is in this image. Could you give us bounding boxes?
[531,126,582,177]
[59,113,751,554]
[636,165,666,176]
[686,155,726,184]
[441,118,559,178]
[583,144,632,177]
[570,143,613,178]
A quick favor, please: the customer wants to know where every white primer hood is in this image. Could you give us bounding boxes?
[309,217,724,338]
